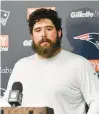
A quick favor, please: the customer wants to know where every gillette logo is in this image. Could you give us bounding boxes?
[0,10,10,26]
[23,40,32,46]
[71,11,97,18]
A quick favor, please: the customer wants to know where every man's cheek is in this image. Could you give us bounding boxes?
[50,35,57,42]
[33,35,41,43]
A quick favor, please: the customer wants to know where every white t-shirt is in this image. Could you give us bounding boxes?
[3,50,99,114]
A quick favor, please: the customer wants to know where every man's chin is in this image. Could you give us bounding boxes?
[36,47,53,58]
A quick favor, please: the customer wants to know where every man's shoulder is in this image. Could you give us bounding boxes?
[14,54,36,66]
[63,50,90,64]
[62,50,84,59]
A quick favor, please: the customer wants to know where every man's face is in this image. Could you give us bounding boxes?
[31,19,62,58]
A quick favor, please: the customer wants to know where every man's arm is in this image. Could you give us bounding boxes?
[77,57,99,114]
[3,60,22,102]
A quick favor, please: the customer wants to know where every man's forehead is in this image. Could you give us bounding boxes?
[34,19,54,27]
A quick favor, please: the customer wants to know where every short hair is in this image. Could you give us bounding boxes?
[28,8,62,34]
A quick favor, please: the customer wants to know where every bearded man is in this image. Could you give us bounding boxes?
[3,8,99,114]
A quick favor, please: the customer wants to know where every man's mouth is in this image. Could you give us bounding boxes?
[40,42,50,46]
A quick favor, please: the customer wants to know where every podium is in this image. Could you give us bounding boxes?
[1,107,54,114]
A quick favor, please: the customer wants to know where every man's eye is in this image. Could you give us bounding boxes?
[35,29,41,32]
[47,28,52,30]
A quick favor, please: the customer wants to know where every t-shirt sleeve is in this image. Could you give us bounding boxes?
[3,60,23,101]
[77,58,99,114]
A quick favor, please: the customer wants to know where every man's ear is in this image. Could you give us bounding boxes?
[58,29,62,38]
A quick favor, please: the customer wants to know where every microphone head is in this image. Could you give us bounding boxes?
[12,82,23,92]
[8,81,23,107]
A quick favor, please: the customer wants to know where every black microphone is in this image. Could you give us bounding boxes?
[8,82,23,107]
[0,109,4,114]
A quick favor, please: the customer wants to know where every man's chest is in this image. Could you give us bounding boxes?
[20,64,79,95]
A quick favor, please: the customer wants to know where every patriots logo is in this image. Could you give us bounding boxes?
[0,10,10,26]
[74,33,99,50]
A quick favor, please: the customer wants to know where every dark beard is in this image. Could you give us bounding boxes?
[32,36,61,58]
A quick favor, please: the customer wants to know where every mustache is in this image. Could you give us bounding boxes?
[38,38,52,44]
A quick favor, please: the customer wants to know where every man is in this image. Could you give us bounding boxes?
[3,8,99,114]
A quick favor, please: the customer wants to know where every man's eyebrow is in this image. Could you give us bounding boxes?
[33,27,41,31]
[45,26,53,28]
[34,26,54,30]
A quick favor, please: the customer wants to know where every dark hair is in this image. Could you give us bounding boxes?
[28,8,62,34]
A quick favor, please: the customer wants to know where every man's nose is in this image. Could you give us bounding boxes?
[41,29,47,37]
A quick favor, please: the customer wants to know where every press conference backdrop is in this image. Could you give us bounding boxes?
[1,1,99,97]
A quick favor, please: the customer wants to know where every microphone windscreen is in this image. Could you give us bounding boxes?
[12,82,23,92]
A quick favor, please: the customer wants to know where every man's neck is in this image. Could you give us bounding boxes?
[37,48,62,59]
